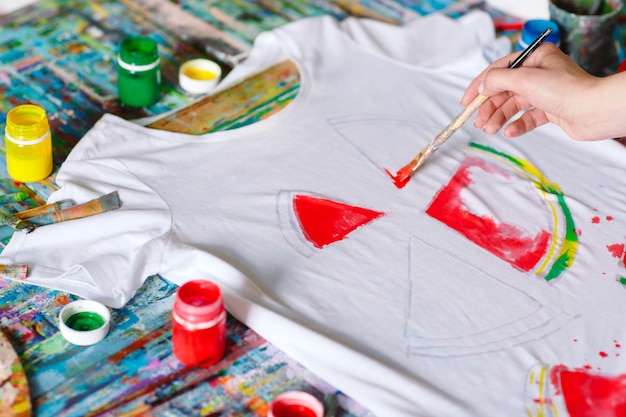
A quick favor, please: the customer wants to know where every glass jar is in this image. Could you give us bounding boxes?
[172,279,227,367]
[117,35,161,107]
[4,104,53,182]
[549,0,623,76]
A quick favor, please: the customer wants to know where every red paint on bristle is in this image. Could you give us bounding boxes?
[384,166,411,189]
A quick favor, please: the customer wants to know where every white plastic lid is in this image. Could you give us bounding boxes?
[179,59,222,94]
[58,300,111,346]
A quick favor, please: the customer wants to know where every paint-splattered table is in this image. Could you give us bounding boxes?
[1,274,377,416]
[0,1,526,415]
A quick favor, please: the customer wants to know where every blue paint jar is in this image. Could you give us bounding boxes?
[516,20,561,51]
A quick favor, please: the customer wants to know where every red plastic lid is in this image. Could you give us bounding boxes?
[174,280,224,323]
[269,391,324,417]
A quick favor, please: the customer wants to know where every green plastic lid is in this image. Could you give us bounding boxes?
[119,35,159,66]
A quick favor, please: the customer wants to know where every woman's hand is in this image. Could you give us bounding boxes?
[461,43,625,141]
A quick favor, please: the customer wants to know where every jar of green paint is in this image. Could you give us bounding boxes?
[117,35,161,107]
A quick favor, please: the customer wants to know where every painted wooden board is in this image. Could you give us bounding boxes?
[0,330,31,417]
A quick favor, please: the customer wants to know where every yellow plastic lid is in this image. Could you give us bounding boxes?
[5,104,50,142]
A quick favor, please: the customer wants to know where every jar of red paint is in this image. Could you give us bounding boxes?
[172,279,226,367]
[268,391,324,417]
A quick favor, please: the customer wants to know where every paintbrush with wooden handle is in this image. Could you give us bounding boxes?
[391,27,552,188]
[25,191,121,227]
[0,208,38,233]
[12,199,74,220]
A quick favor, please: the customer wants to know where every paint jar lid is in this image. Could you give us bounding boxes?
[58,300,111,346]
[118,35,159,66]
[5,104,50,142]
[268,391,324,417]
[174,280,224,325]
[517,20,560,51]
[179,59,222,94]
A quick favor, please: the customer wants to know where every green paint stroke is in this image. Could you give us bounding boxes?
[617,277,626,286]
[469,142,578,280]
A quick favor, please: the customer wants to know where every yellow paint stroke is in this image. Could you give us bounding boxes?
[525,365,560,417]
[534,188,559,276]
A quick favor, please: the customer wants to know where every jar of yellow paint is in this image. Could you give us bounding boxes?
[179,58,222,94]
[4,104,53,182]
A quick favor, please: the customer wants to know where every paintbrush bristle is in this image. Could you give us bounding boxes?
[13,219,37,233]
[99,191,121,211]
[393,165,412,189]
[384,166,412,189]
[0,208,37,233]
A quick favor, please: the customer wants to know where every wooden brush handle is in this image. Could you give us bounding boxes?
[432,93,488,149]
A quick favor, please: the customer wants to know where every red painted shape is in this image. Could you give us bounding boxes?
[599,351,609,358]
[606,243,625,259]
[426,157,551,271]
[592,216,601,224]
[607,216,614,221]
[293,195,384,249]
[551,365,626,417]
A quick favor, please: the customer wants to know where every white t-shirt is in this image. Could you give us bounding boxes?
[4,12,626,417]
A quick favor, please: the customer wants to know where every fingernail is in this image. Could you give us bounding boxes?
[477,81,485,94]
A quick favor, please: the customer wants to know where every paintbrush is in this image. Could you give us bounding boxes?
[0,200,73,238]
[391,27,553,187]
[0,207,37,233]
[25,191,120,227]
[0,264,28,280]
[12,199,75,220]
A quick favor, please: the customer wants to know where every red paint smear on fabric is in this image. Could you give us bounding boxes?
[592,216,601,224]
[550,365,626,417]
[384,167,411,189]
[606,243,625,259]
[293,195,384,249]
[599,351,609,358]
[607,216,614,221]
[425,156,551,271]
